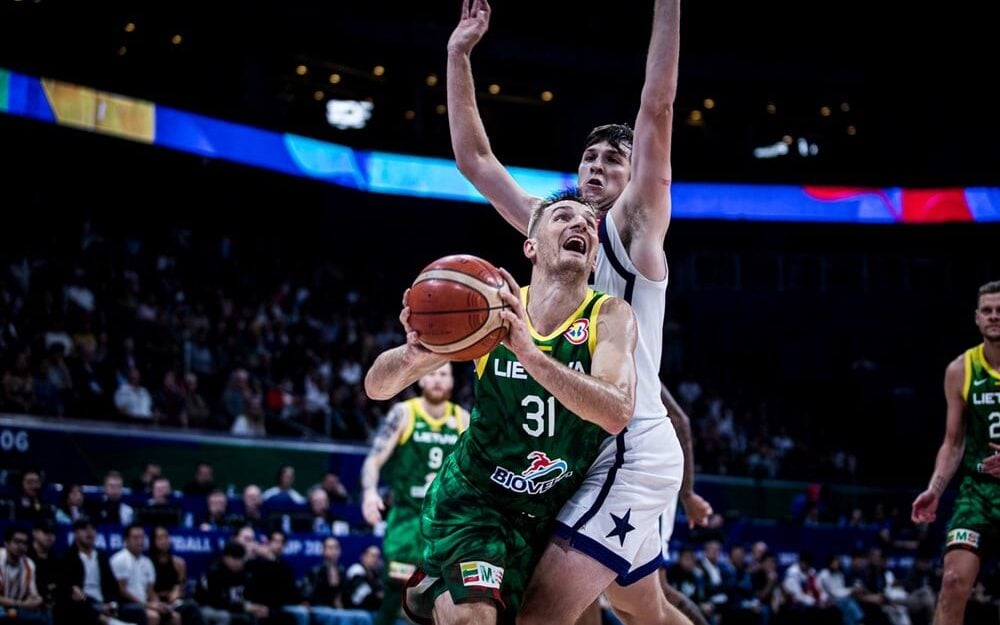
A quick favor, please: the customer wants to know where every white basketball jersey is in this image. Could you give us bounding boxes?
[592,210,668,422]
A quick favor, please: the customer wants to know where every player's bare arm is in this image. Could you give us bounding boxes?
[612,0,679,280]
[447,0,541,235]
[496,273,637,434]
[361,402,410,525]
[911,355,967,523]
[364,305,450,401]
[661,382,713,527]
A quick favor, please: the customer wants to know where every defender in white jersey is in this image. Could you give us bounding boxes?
[446,0,712,623]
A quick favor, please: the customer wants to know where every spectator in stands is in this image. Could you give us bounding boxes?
[110,523,176,625]
[0,525,46,624]
[88,471,135,526]
[697,540,728,621]
[230,396,266,438]
[155,371,187,428]
[114,367,154,422]
[313,473,349,505]
[136,478,182,528]
[55,483,86,525]
[817,554,865,625]
[236,485,266,531]
[196,541,253,625]
[182,463,216,498]
[748,541,768,571]
[41,342,74,415]
[197,490,234,532]
[902,552,939,625]
[782,552,839,623]
[343,545,382,611]
[132,463,162,498]
[866,548,911,625]
[148,526,200,625]
[2,349,37,414]
[305,537,344,609]
[667,548,706,612]
[55,517,128,625]
[750,552,781,621]
[14,470,55,525]
[180,373,213,430]
[844,550,889,625]
[262,467,305,506]
[27,519,57,613]
[304,537,370,625]
[221,369,253,426]
[246,530,300,625]
[306,488,346,536]
[722,544,760,625]
[69,343,112,417]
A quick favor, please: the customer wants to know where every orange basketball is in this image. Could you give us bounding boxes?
[406,254,511,361]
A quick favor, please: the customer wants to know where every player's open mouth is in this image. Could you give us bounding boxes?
[585,179,603,188]
[563,236,587,254]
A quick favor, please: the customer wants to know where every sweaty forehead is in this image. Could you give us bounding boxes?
[549,201,595,218]
[980,293,1000,308]
[585,141,630,157]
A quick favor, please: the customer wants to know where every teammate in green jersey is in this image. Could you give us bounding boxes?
[365,190,638,625]
[362,362,470,625]
[912,279,1000,625]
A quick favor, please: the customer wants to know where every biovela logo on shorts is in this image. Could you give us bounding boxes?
[947,528,981,549]
[490,451,574,495]
[460,561,504,589]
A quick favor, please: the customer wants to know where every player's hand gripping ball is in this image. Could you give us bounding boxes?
[406,254,511,361]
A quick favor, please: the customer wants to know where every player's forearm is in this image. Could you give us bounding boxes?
[447,49,493,175]
[364,345,446,401]
[661,383,695,496]
[360,458,381,496]
[519,348,633,434]
[929,438,965,495]
[642,0,681,110]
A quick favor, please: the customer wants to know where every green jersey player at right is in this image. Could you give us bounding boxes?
[912,279,1000,625]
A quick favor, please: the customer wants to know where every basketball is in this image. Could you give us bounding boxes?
[406,254,511,361]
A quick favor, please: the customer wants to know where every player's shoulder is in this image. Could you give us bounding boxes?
[946,349,972,375]
[594,295,636,325]
[387,399,414,422]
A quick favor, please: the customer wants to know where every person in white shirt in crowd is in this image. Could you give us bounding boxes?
[261,466,306,505]
[110,524,179,625]
[0,525,46,624]
[817,554,865,625]
[114,367,154,421]
[87,471,134,527]
[781,551,839,622]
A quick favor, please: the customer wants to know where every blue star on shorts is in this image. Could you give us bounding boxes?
[605,509,635,547]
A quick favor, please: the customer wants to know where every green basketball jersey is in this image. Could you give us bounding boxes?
[387,398,465,511]
[963,344,1000,477]
[450,287,611,519]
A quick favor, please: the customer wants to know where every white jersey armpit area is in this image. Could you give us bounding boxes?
[554,210,683,584]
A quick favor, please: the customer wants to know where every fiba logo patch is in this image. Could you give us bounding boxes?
[564,319,589,345]
[947,528,981,549]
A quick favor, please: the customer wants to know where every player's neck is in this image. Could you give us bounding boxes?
[983,339,1000,369]
[526,279,589,335]
[419,396,447,418]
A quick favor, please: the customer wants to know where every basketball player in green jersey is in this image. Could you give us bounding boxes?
[365,190,638,625]
[912,279,1000,625]
[362,362,470,625]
